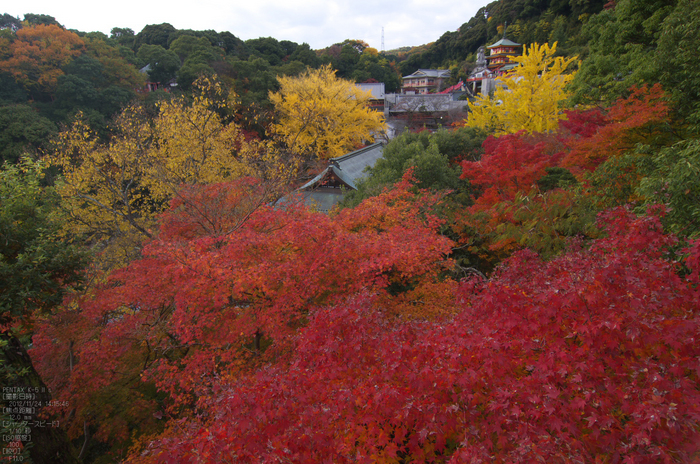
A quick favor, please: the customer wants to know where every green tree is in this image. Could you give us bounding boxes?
[334,42,362,78]
[133,23,176,50]
[110,27,135,46]
[289,42,320,67]
[352,51,401,92]
[51,40,143,124]
[215,30,247,56]
[54,74,100,111]
[168,29,246,56]
[136,44,180,84]
[169,34,220,62]
[655,0,700,125]
[82,35,145,90]
[344,126,486,207]
[1,159,84,463]
[245,37,288,65]
[0,71,27,104]
[0,104,56,163]
[22,13,60,27]
[638,138,700,238]
[1,159,85,320]
[0,13,21,32]
[224,56,280,133]
[569,0,676,106]
[170,35,223,89]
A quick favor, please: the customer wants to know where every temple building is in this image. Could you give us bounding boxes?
[486,37,521,74]
[279,142,385,213]
[466,33,521,96]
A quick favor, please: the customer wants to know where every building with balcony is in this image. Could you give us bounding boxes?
[401,69,450,95]
[464,35,521,96]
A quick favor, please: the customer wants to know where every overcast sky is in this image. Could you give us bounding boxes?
[6,0,488,51]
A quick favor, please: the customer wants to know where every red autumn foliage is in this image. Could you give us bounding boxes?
[28,84,696,462]
[461,85,669,213]
[562,84,670,173]
[129,208,700,463]
[560,107,607,138]
[31,174,455,446]
[461,131,565,211]
[452,84,673,267]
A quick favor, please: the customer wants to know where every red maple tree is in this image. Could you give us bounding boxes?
[128,207,700,463]
[31,174,455,449]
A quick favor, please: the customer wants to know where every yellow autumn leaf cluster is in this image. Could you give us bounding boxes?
[466,42,578,135]
[269,65,386,159]
[49,77,253,264]
[147,82,248,197]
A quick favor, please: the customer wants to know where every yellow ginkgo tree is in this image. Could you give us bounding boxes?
[269,65,386,159]
[466,42,578,135]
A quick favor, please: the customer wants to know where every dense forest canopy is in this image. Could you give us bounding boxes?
[1,0,613,161]
[3,0,700,462]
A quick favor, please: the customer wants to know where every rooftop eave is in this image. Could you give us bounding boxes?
[487,38,521,48]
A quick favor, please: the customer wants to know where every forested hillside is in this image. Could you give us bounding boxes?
[0,15,400,158]
[1,0,610,162]
[396,0,607,80]
[2,0,700,462]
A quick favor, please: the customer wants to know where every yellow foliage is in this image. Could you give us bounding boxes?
[269,65,386,159]
[146,80,248,197]
[466,42,578,135]
[49,76,252,265]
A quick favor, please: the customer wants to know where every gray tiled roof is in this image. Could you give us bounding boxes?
[283,142,384,213]
[330,142,384,188]
[297,190,347,213]
[299,142,384,190]
[402,69,451,79]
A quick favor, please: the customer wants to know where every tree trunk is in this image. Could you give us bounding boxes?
[1,330,80,464]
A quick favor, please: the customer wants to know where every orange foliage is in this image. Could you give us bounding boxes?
[0,24,85,98]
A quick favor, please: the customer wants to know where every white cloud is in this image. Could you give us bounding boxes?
[6,0,486,51]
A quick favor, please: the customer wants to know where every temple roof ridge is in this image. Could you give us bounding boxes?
[487,37,521,48]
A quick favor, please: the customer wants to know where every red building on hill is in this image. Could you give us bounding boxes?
[486,37,521,74]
